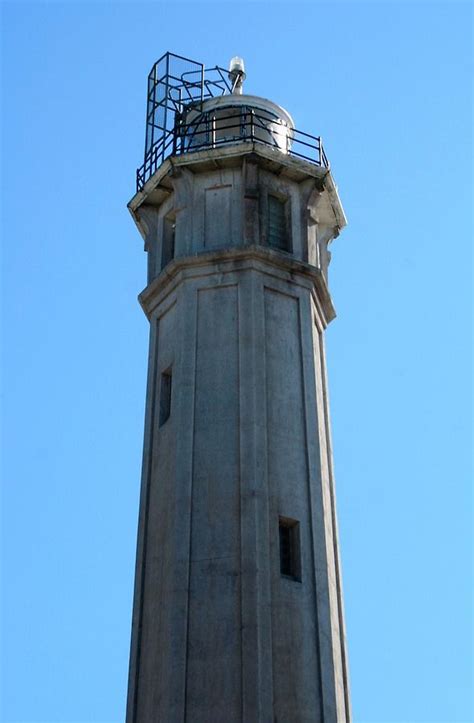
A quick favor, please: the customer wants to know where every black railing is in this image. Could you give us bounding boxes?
[142,52,232,186]
[136,109,329,191]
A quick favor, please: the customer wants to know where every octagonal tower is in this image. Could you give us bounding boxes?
[126,52,351,723]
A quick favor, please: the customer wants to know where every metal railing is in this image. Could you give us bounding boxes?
[136,109,329,191]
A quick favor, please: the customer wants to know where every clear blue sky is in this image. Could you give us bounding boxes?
[2,2,472,722]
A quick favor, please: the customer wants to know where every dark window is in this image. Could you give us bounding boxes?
[161,216,176,270]
[279,517,301,581]
[159,368,172,426]
[268,195,289,251]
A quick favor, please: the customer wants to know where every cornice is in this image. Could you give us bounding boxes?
[128,142,346,231]
[138,245,336,327]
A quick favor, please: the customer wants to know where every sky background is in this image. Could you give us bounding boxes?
[2,2,472,722]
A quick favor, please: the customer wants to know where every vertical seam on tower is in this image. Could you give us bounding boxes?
[259,281,274,720]
[262,288,276,721]
[183,288,199,722]
[132,317,160,723]
[299,300,325,722]
[319,338,351,722]
[237,281,244,722]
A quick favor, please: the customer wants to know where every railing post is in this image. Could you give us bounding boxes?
[172,125,178,156]
[211,113,216,148]
[250,109,254,142]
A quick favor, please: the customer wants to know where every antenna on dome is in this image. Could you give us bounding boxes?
[228,56,246,94]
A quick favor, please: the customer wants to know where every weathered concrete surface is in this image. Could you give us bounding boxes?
[128,144,346,284]
[126,146,350,722]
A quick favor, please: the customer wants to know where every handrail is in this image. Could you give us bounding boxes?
[136,109,329,191]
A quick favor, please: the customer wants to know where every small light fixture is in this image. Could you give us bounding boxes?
[228,56,246,94]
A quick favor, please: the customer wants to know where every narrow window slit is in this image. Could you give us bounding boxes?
[279,517,301,581]
[161,216,176,270]
[159,367,172,426]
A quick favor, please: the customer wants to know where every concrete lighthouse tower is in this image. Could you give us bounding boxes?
[126,52,350,722]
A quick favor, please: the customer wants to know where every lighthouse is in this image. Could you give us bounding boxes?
[126,52,351,722]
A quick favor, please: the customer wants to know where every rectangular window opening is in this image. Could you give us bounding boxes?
[268,195,290,252]
[279,517,301,581]
[161,216,176,270]
[159,367,172,426]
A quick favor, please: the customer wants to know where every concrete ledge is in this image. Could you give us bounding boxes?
[128,142,346,231]
[138,245,336,325]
